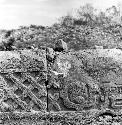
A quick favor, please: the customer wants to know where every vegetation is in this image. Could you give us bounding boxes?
[0,4,122,51]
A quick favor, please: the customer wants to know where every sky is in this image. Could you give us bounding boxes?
[0,0,122,29]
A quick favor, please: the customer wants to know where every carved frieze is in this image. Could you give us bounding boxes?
[0,49,47,113]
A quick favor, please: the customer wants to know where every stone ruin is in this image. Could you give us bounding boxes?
[1,47,122,124]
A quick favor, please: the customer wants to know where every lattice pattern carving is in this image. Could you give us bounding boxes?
[0,48,122,115]
[1,48,122,124]
[0,49,47,113]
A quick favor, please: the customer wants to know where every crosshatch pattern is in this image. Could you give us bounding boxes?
[0,49,47,113]
[1,49,122,124]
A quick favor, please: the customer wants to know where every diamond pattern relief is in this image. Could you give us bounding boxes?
[1,48,122,125]
[0,49,47,113]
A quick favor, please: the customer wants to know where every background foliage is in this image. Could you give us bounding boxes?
[0,4,122,51]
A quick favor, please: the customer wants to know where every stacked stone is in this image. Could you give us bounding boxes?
[0,42,122,124]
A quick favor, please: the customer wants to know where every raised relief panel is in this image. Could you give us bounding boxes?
[1,48,122,124]
[48,49,122,112]
[0,49,47,113]
[47,51,100,112]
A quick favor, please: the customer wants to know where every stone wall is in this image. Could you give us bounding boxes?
[1,48,122,124]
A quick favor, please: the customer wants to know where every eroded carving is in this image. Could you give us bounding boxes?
[48,49,122,113]
[0,49,47,113]
[1,48,122,124]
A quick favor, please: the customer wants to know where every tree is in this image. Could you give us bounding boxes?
[77,4,95,24]
[105,6,120,23]
[60,14,74,27]
[97,11,110,25]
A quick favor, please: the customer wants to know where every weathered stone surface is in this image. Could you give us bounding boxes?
[48,49,122,113]
[1,48,122,124]
[0,49,47,113]
[0,49,47,73]
[48,51,99,112]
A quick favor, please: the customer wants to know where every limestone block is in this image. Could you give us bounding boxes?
[48,49,122,112]
[0,49,47,113]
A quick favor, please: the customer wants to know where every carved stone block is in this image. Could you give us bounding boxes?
[48,52,98,112]
[1,48,122,124]
[48,49,122,113]
[0,49,47,113]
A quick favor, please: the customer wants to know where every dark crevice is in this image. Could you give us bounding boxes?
[45,80,49,112]
[99,111,117,117]
[54,48,64,52]
[45,80,48,87]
